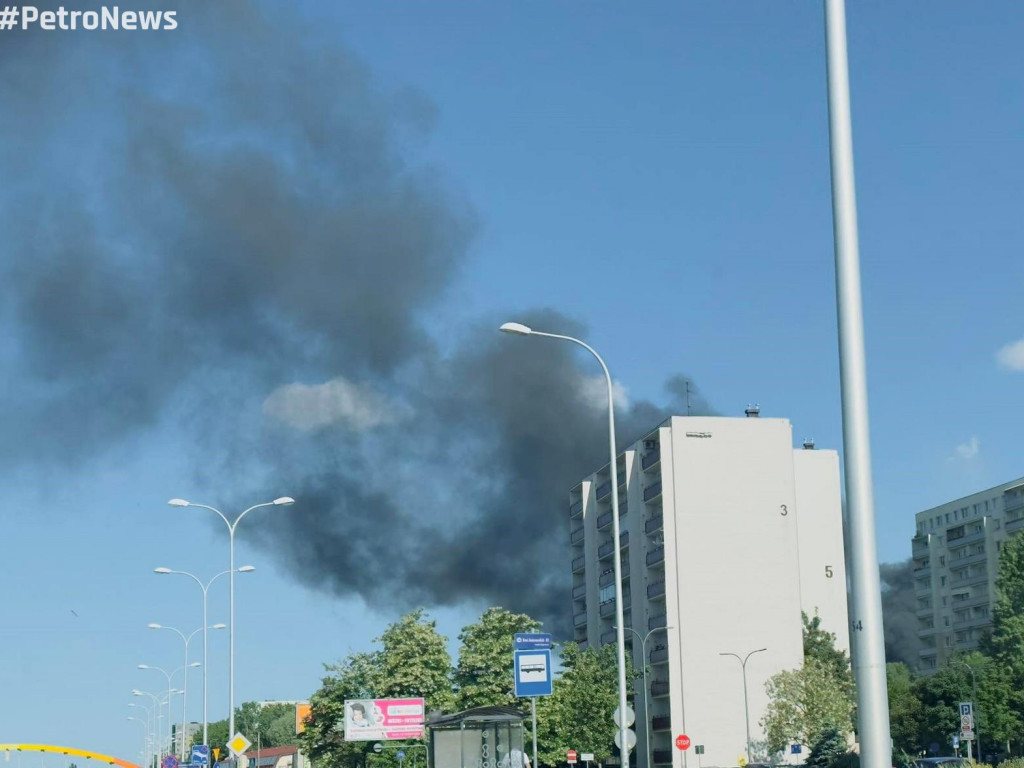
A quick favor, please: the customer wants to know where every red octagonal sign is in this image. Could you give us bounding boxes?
[675,735,691,751]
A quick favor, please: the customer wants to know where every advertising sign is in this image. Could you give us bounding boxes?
[343,698,425,742]
[295,703,313,735]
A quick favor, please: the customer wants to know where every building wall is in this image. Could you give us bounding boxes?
[793,449,850,654]
[911,478,1024,672]
[569,415,848,768]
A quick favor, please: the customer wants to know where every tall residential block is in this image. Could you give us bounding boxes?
[569,414,849,768]
[911,477,1024,672]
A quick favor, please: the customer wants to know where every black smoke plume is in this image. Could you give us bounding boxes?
[0,1,714,633]
[880,559,919,665]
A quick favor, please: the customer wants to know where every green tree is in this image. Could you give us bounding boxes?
[805,726,849,768]
[761,658,856,754]
[299,652,382,768]
[886,663,923,755]
[803,612,855,697]
[376,609,456,713]
[535,643,625,766]
[454,607,542,710]
[193,701,303,752]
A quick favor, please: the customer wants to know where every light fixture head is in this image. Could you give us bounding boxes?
[147,623,161,629]
[131,689,143,696]
[154,567,172,574]
[499,322,532,336]
[273,496,294,506]
[167,499,190,507]
[212,623,227,629]
[137,664,149,669]
[188,662,201,668]
[238,565,256,573]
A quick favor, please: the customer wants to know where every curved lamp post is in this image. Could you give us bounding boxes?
[617,626,672,768]
[155,566,254,744]
[950,659,980,759]
[149,623,222,758]
[168,496,293,741]
[499,322,630,766]
[719,648,767,765]
[139,665,191,756]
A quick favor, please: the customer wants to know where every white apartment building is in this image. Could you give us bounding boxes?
[911,477,1024,672]
[569,414,849,768]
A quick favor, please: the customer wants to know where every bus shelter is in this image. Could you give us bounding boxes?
[428,706,527,768]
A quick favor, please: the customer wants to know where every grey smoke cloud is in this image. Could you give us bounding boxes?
[880,559,919,665]
[0,0,713,631]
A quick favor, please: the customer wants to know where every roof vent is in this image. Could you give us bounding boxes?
[803,439,816,450]
[744,404,760,418]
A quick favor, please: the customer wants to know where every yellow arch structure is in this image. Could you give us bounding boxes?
[0,744,143,768]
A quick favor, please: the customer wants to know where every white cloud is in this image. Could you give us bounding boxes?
[996,338,1024,371]
[580,375,630,412]
[263,377,398,432]
[952,436,980,461]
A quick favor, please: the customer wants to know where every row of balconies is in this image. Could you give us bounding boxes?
[597,505,628,530]
[950,569,989,587]
[952,613,991,629]
[600,565,629,587]
[644,481,663,503]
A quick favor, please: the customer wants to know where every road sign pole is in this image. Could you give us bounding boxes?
[531,697,538,768]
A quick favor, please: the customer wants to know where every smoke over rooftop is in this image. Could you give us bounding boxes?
[0,0,714,632]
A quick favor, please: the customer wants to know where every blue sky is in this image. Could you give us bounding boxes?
[1,1,1022,765]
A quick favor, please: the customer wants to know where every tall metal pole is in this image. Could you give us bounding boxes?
[229,525,237,742]
[720,649,765,765]
[823,4,892,768]
[531,697,538,768]
[621,626,670,768]
[202,586,209,746]
[498,325,630,768]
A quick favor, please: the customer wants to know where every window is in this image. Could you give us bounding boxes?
[940,556,946,565]
[599,585,615,603]
[941,576,947,586]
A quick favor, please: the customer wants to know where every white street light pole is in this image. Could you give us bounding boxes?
[719,649,767,765]
[133,689,162,766]
[500,322,631,767]
[168,497,294,742]
[149,623,220,758]
[139,665,187,757]
[617,626,671,768]
[822,4,892,768]
[951,660,980,760]
[128,716,149,767]
[155,567,254,745]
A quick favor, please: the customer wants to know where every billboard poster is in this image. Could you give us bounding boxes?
[343,698,425,742]
[295,703,312,735]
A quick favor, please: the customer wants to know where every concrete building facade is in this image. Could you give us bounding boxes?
[911,477,1024,672]
[569,414,849,768]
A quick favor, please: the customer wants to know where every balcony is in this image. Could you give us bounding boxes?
[1006,516,1024,533]
[599,532,629,560]
[572,555,586,573]
[645,514,663,535]
[573,611,587,627]
[647,580,666,599]
[570,499,583,518]
[953,614,992,629]
[572,583,587,600]
[600,566,629,587]
[912,535,930,556]
[600,598,629,618]
[642,449,661,471]
[950,549,987,566]
[647,546,665,567]
[571,527,585,545]
[650,647,669,665]
[597,505,629,530]
[652,752,673,765]
[651,716,671,732]
[644,482,663,503]
[617,469,627,488]
[915,606,933,618]
[596,481,612,501]
[577,639,588,651]
[649,614,667,631]
[600,628,617,645]
[957,528,988,546]
[951,570,989,588]
[651,680,670,697]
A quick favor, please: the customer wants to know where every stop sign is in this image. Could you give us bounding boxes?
[567,750,578,764]
[675,735,691,751]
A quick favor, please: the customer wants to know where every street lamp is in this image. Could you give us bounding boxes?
[499,321,631,766]
[719,648,767,765]
[128,716,150,768]
[168,496,293,742]
[950,659,980,760]
[155,566,254,745]
[616,625,672,768]
[149,623,222,758]
[133,690,162,764]
[139,665,190,756]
